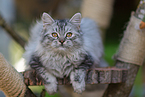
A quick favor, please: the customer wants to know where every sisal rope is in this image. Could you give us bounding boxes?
[81,0,114,29]
[116,14,145,66]
[0,53,26,97]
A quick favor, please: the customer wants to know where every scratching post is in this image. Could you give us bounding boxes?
[0,53,26,97]
[81,0,114,39]
[103,14,144,97]
[116,15,145,66]
[103,1,145,96]
[0,53,36,97]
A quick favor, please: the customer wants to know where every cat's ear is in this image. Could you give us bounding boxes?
[42,12,55,25]
[69,13,81,28]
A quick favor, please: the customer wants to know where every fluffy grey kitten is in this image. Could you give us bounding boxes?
[23,12,104,94]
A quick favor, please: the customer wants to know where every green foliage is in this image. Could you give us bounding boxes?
[133,67,143,97]
[104,40,119,66]
[45,93,61,97]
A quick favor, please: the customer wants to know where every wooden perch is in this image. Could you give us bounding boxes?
[22,67,128,86]
[103,61,139,97]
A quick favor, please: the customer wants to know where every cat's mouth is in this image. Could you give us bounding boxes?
[58,46,66,50]
[60,43,63,46]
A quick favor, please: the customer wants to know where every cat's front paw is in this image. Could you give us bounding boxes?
[44,83,57,95]
[70,72,86,94]
[70,69,86,94]
[71,78,85,94]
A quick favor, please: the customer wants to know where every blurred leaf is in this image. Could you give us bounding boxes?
[104,40,119,66]
[45,92,61,97]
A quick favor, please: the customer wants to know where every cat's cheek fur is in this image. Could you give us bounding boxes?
[73,38,82,48]
[51,40,59,47]
[64,40,73,47]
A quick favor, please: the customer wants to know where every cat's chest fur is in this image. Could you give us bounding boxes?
[37,48,87,78]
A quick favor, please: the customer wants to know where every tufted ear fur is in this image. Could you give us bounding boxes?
[69,13,81,28]
[42,12,55,26]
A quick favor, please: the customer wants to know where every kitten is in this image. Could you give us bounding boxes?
[23,12,104,94]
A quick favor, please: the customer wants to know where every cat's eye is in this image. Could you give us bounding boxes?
[52,33,58,37]
[66,32,72,37]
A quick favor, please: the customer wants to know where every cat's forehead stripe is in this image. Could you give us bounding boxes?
[55,19,68,33]
[57,20,67,28]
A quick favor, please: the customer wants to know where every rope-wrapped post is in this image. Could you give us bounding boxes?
[103,1,145,96]
[0,53,36,97]
[81,0,114,39]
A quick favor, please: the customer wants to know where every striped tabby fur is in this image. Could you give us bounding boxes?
[23,12,104,94]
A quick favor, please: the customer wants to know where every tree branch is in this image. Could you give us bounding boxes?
[0,14,26,49]
[103,0,145,96]
[103,61,139,97]
[22,67,128,86]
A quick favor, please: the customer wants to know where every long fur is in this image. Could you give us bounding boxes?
[81,18,103,65]
[23,13,106,94]
[24,18,103,67]
[23,21,43,65]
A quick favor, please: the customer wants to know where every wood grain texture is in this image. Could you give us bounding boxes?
[103,61,140,97]
[22,67,128,86]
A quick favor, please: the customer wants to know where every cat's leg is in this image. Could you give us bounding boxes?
[70,69,86,94]
[29,55,57,95]
[40,70,58,95]
[70,55,93,94]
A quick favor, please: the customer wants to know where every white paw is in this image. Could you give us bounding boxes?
[70,69,86,94]
[44,83,57,95]
[71,79,85,94]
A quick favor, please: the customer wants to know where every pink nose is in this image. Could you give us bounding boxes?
[59,40,64,43]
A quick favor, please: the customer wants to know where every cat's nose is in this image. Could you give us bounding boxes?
[59,40,64,46]
[59,38,65,45]
[59,38,65,43]
[59,40,64,44]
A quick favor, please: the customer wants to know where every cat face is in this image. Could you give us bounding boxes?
[41,13,83,52]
